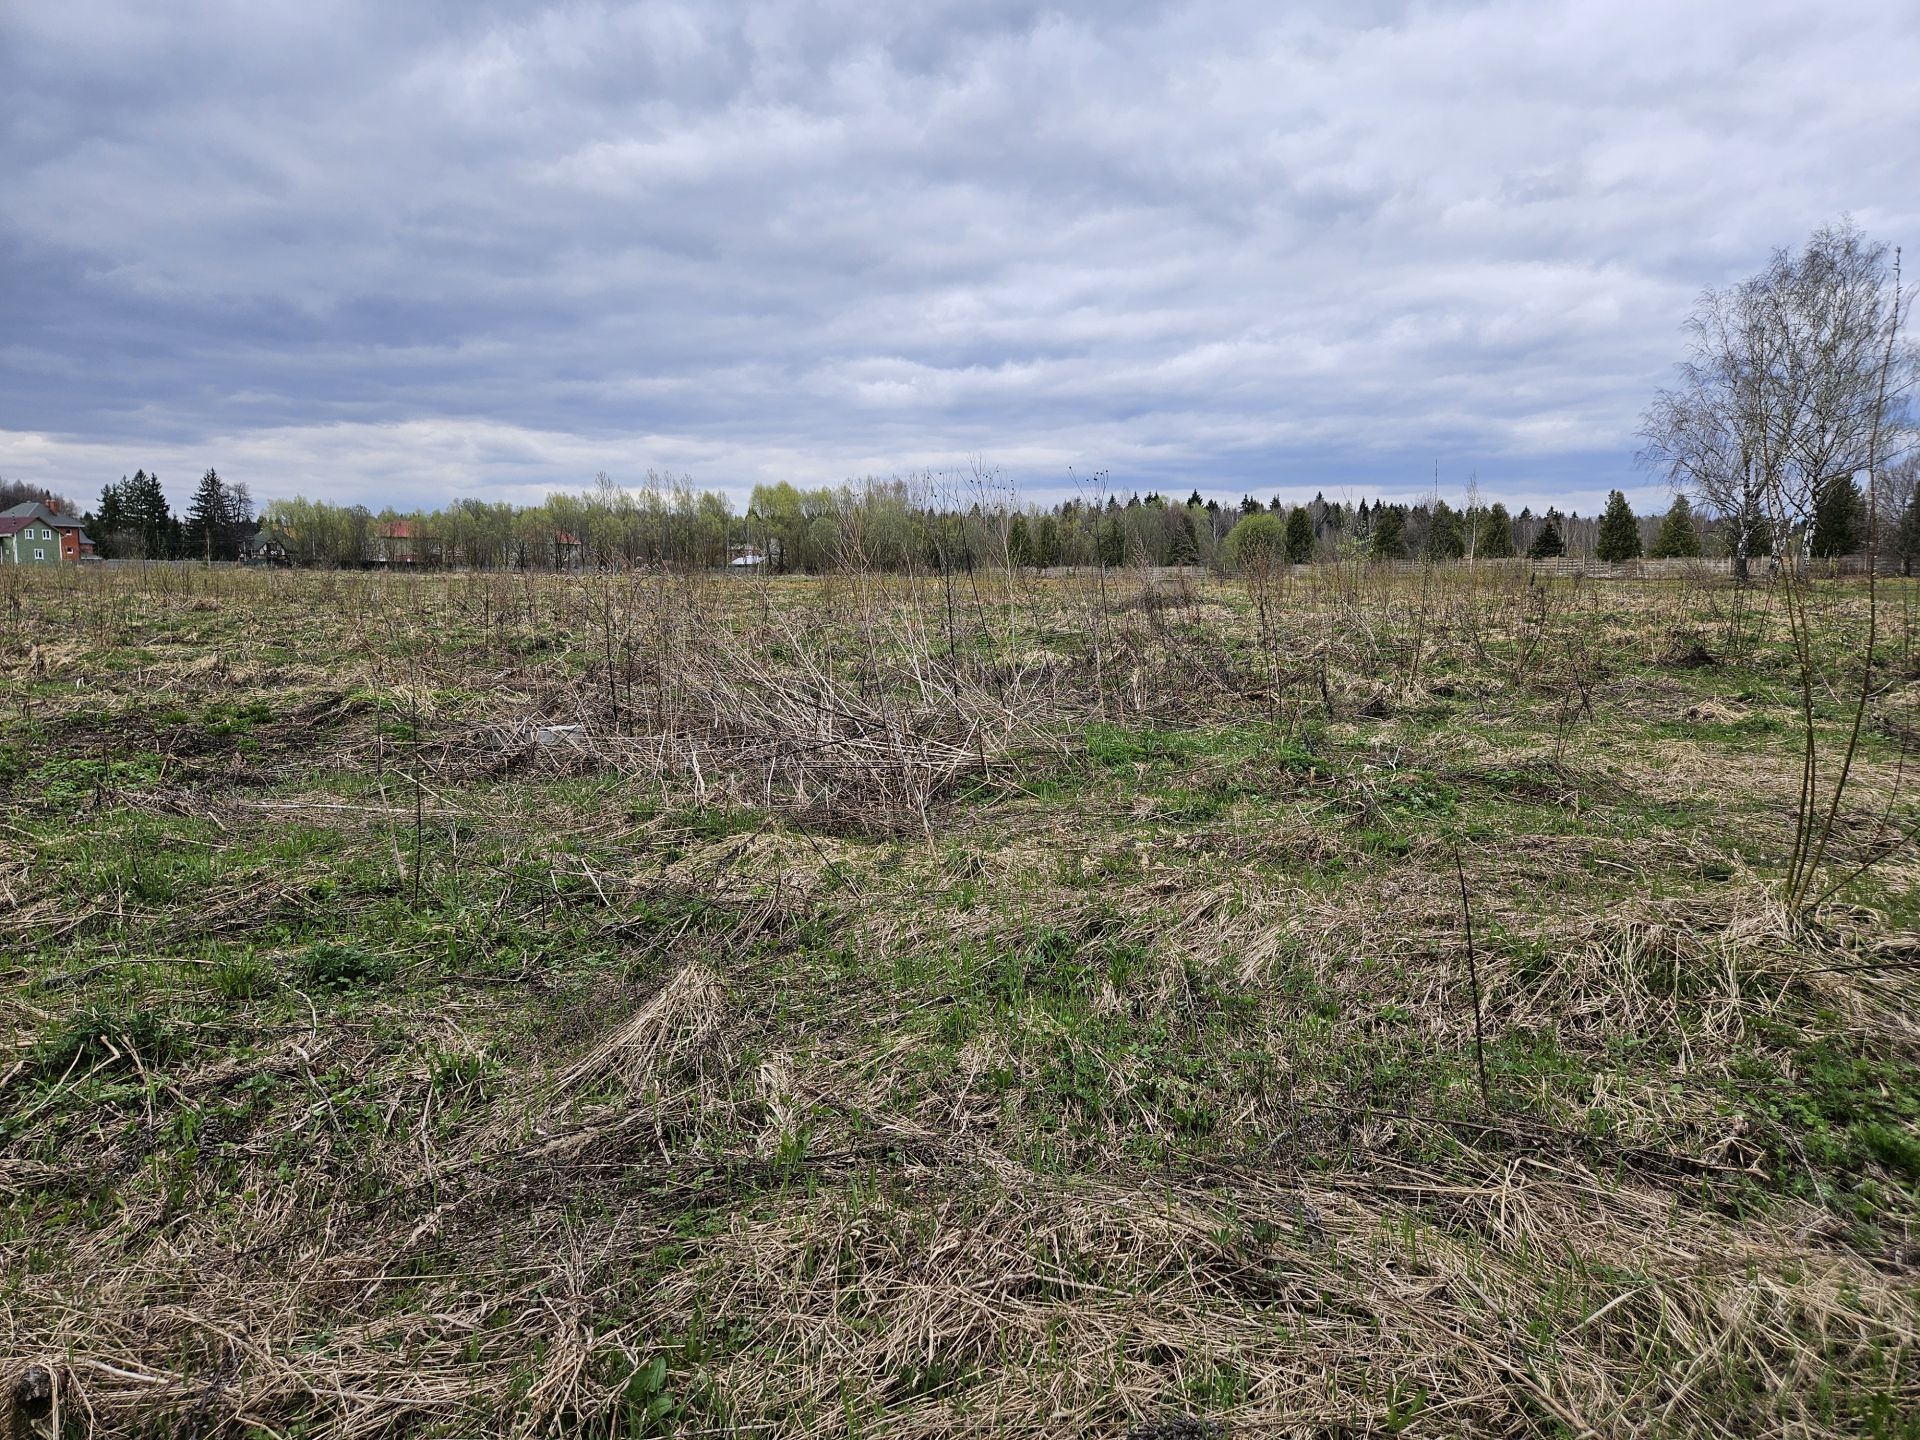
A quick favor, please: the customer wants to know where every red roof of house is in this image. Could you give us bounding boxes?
[0,503,88,536]
[378,521,416,539]
[1,513,91,545]
[555,531,581,545]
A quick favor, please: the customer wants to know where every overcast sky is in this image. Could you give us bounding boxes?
[4,0,1917,515]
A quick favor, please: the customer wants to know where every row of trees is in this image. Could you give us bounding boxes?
[1584,476,1897,565]
[52,463,1903,573]
[669,475,1877,574]
[252,475,736,570]
[83,470,257,561]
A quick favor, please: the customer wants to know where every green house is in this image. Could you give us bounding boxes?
[0,502,96,565]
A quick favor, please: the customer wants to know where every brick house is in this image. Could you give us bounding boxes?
[373,520,424,565]
[0,502,97,564]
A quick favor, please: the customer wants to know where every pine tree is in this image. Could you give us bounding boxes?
[1284,505,1314,564]
[186,468,232,562]
[1165,510,1200,565]
[1423,500,1464,561]
[1476,503,1515,558]
[1528,510,1566,559]
[1007,513,1033,569]
[1371,506,1407,560]
[1594,490,1642,562]
[1811,475,1866,558]
[117,469,176,559]
[1033,514,1062,568]
[1648,494,1703,559]
[1896,489,1920,577]
[92,481,128,559]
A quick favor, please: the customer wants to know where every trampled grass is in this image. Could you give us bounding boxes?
[1,560,1917,1437]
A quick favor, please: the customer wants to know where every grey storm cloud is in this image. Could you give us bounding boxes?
[3,0,1918,513]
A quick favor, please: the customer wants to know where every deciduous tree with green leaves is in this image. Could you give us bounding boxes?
[1225,512,1287,573]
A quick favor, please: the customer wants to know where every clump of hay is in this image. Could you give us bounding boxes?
[1682,699,1747,725]
[551,962,728,1103]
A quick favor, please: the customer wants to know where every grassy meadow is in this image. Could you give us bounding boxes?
[2,560,1918,1438]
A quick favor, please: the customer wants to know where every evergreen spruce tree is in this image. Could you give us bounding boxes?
[186,468,233,562]
[1284,505,1314,564]
[1896,488,1920,577]
[1165,509,1200,565]
[1371,506,1407,561]
[1007,513,1033,569]
[1811,475,1866,557]
[1648,494,1703,559]
[118,469,176,559]
[1424,500,1465,561]
[1594,490,1642,562]
[1528,509,1566,559]
[92,481,128,559]
[1033,513,1062,568]
[1476,502,1515,558]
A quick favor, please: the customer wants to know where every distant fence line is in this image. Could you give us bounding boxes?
[1490,557,1732,580]
[1515,555,1898,579]
[65,554,1903,580]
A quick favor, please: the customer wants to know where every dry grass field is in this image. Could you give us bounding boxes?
[2,561,1918,1438]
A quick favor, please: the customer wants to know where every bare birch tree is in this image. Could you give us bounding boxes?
[1642,220,1913,577]
[1641,220,1915,913]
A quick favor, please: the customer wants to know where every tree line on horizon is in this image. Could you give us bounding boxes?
[7,462,1912,573]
